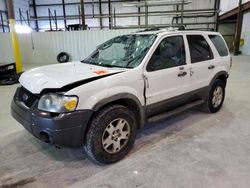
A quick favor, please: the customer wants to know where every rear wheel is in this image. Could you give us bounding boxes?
[203,79,225,113]
[84,105,137,164]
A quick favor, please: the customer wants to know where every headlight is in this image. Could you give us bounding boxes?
[38,94,78,113]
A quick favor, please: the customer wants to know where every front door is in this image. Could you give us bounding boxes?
[144,35,190,117]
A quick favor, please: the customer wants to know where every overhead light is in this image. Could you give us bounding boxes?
[15,24,32,34]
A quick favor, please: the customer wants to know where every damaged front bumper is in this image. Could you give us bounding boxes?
[11,87,93,147]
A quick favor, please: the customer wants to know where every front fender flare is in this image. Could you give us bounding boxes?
[93,93,145,129]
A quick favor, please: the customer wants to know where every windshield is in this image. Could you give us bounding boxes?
[82,34,156,68]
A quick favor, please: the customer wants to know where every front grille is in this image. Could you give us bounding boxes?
[18,87,39,108]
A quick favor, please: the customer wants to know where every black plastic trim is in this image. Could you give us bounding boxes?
[146,87,209,118]
[209,71,229,87]
[147,99,205,122]
[93,93,145,129]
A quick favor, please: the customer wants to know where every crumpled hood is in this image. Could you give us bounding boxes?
[19,62,125,94]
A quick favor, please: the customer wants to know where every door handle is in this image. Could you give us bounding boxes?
[178,71,187,77]
[208,65,215,70]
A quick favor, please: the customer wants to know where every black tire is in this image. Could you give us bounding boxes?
[202,79,225,113]
[57,52,70,63]
[84,105,137,164]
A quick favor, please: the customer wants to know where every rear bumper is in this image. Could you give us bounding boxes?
[11,87,93,147]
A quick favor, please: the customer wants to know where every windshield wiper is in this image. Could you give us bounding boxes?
[82,60,124,68]
[124,58,135,68]
[100,64,124,68]
[81,60,88,63]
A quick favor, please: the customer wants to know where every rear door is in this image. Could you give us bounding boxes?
[185,34,216,92]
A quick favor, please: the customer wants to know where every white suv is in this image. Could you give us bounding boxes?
[11,29,231,164]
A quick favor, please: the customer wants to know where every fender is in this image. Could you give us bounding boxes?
[209,71,229,88]
[93,93,145,129]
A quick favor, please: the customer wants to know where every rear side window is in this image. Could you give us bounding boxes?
[209,35,229,57]
[187,35,213,63]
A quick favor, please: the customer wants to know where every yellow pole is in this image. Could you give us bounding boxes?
[9,19,22,73]
[7,0,22,73]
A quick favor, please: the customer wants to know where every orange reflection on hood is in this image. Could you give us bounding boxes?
[94,70,109,75]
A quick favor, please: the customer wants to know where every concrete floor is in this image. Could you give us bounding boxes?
[0,56,250,188]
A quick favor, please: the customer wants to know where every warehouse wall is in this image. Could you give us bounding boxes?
[220,0,250,14]
[241,11,250,55]
[0,0,8,32]
[0,29,136,64]
[218,0,250,54]
[0,0,6,10]
[0,0,30,20]
[0,0,31,32]
[13,0,30,20]
[0,0,219,31]
[219,23,236,51]
[32,0,217,31]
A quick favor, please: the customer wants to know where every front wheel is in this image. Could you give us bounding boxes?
[202,79,225,113]
[84,105,137,164]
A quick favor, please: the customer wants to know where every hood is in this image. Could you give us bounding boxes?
[19,62,125,94]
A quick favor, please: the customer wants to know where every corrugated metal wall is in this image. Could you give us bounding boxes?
[32,0,216,31]
[0,29,136,64]
[241,11,250,55]
[220,0,250,14]
[0,33,13,63]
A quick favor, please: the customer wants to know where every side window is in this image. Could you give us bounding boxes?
[187,35,213,63]
[209,35,229,57]
[147,36,186,72]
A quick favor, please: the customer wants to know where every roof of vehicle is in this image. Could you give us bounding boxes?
[133,28,220,36]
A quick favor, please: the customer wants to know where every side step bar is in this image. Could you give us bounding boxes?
[147,99,205,123]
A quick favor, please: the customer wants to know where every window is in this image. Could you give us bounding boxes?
[209,35,229,57]
[187,35,213,63]
[147,36,186,72]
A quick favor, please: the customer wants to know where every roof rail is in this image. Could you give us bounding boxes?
[136,26,185,33]
[136,28,161,33]
[178,26,185,30]
[135,26,217,33]
[159,26,185,32]
[184,28,215,31]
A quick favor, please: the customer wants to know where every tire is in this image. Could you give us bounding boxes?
[84,105,137,164]
[202,79,225,113]
[57,52,70,63]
